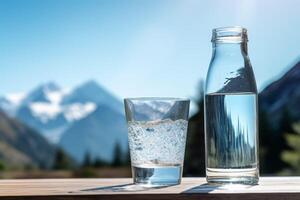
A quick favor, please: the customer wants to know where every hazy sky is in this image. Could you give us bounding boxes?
[1,0,300,100]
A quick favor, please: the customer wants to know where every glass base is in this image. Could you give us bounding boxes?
[206,167,259,185]
[132,164,182,186]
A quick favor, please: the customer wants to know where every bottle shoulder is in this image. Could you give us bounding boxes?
[205,60,257,94]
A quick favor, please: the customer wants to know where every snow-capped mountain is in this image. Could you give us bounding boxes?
[14,82,70,142]
[61,80,123,113]
[0,80,128,163]
[21,82,63,105]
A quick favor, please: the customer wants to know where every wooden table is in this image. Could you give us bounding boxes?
[0,177,299,199]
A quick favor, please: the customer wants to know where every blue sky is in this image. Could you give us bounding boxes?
[1,0,300,100]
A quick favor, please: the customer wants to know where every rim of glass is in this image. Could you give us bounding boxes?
[212,26,248,43]
[124,97,190,102]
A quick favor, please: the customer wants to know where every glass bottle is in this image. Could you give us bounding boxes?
[204,27,259,185]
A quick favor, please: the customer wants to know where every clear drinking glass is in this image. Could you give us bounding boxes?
[204,27,259,185]
[124,97,190,186]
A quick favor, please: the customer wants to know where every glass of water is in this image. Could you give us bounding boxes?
[124,97,190,186]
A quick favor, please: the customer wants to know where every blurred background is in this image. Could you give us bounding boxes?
[0,0,300,178]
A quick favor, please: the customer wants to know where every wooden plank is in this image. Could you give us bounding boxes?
[0,177,299,200]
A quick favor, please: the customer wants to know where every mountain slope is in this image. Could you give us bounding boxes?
[0,110,56,168]
[0,97,13,115]
[259,61,300,124]
[59,105,128,162]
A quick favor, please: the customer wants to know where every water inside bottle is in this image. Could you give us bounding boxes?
[205,92,259,184]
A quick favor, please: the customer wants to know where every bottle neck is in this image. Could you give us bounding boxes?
[213,42,248,58]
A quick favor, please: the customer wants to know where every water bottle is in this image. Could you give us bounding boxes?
[204,26,259,185]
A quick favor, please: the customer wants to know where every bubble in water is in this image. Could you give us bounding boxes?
[127,119,188,166]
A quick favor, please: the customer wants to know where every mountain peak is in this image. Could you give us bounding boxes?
[61,80,122,112]
[82,80,99,86]
[79,80,102,91]
[21,81,62,104]
[39,81,61,92]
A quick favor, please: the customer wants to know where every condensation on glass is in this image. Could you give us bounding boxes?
[204,27,259,185]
